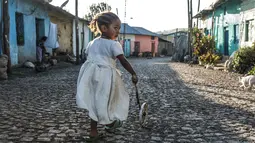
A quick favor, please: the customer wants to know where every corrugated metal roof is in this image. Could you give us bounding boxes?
[157,28,188,35]
[193,8,213,18]
[120,23,140,35]
[33,0,89,23]
[193,0,231,18]
[133,27,159,37]
[120,23,159,37]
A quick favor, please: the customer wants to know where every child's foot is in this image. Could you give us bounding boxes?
[105,119,123,133]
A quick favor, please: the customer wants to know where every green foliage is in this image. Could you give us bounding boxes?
[232,46,255,74]
[199,52,221,65]
[248,66,255,75]
[214,50,223,61]
[192,27,205,56]
[192,27,219,65]
[84,2,112,21]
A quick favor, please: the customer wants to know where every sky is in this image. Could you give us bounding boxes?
[51,0,214,32]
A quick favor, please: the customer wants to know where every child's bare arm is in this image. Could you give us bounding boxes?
[116,54,138,84]
[117,54,136,75]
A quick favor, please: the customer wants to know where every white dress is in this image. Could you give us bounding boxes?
[76,37,129,124]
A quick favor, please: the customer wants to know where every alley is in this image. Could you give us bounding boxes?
[0,58,255,143]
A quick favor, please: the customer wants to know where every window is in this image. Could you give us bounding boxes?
[16,12,24,45]
[151,36,155,40]
[245,19,254,42]
[234,24,239,44]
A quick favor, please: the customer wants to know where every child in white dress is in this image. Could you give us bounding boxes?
[76,11,138,142]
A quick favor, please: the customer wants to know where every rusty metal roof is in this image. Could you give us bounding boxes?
[32,0,89,24]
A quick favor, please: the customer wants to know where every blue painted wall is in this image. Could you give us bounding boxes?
[8,0,50,65]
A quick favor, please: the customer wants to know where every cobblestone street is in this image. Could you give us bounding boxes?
[0,58,255,143]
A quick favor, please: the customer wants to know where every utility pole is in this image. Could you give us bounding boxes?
[0,0,3,55]
[116,8,118,15]
[75,0,79,65]
[174,28,178,54]
[197,0,200,28]
[190,0,193,58]
[211,6,215,36]
[187,0,191,58]
[122,0,127,56]
[3,0,11,73]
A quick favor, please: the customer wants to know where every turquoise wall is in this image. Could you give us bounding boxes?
[204,0,241,56]
[8,0,50,65]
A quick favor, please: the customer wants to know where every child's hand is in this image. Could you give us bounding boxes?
[132,74,138,85]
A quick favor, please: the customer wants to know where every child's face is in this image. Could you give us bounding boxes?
[103,19,121,40]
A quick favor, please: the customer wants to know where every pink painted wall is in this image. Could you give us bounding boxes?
[135,35,158,55]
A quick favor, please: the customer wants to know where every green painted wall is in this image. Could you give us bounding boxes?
[204,0,241,56]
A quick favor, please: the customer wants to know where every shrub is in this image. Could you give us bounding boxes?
[232,46,255,74]
[192,28,205,56]
[192,28,216,57]
[215,50,223,61]
[199,52,221,65]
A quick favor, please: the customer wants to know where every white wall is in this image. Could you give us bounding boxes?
[73,20,90,56]
[119,34,136,41]
[118,34,136,52]
[239,5,255,47]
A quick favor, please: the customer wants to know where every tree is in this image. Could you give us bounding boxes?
[84,2,112,21]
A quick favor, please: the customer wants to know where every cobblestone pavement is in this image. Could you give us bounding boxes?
[0,58,255,143]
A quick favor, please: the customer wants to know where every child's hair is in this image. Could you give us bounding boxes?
[41,36,48,42]
[89,11,120,35]
[37,36,47,46]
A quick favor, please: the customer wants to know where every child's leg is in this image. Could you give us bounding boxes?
[90,119,98,137]
[84,119,103,142]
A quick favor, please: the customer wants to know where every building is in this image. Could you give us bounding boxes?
[194,0,247,56]
[119,23,159,57]
[0,0,91,65]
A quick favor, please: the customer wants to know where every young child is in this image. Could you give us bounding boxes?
[36,36,48,64]
[76,11,138,142]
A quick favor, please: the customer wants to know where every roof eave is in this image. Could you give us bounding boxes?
[193,9,213,18]
[213,0,227,8]
[120,33,158,37]
[33,0,89,22]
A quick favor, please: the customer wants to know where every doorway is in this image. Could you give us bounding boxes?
[134,41,140,57]
[224,27,229,55]
[124,39,131,57]
[151,42,155,57]
[36,18,45,45]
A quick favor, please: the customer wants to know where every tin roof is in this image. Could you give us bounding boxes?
[33,0,89,23]
[120,23,159,37]
[193,0,229,18]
